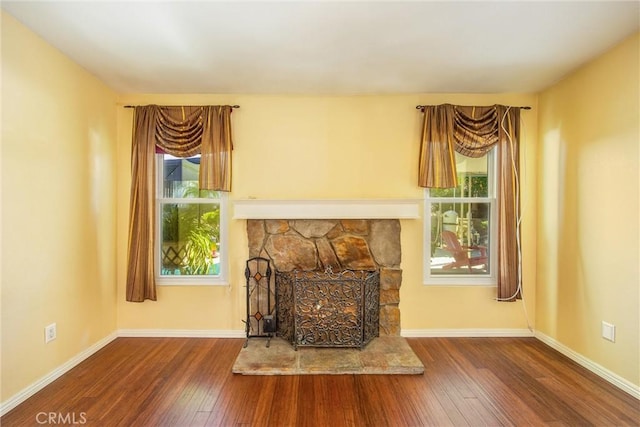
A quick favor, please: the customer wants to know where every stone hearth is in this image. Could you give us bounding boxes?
[232,336,424,375]
[246,219,402,335]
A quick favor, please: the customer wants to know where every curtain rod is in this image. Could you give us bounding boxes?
[416,105,531,110]
[123,105,240,109]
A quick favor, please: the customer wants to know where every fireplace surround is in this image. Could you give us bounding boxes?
[246,218,402,336]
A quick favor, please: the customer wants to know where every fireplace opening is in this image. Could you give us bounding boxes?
[275,268,380,350]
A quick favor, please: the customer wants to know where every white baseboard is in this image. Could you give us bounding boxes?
[117,329,245,338]
[0,332,118,417]
[535,331,640,400]
[401,328,535,337]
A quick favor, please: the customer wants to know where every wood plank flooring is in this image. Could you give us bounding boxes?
[2,337,638,426]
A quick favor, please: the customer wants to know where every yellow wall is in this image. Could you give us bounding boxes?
[1,13,118,400]
[537,33,639,386]
[116,93,537,334]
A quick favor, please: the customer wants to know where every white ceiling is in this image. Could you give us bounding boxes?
[2,1,639,95]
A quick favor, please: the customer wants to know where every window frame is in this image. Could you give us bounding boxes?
[155,153,228,286]
[423,148,498,286]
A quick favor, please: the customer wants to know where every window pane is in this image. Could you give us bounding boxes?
[163,155,198,198]
[160,203,221,276]
[162,155,221,199]
[430,152,489,198]
[429,202,490,275]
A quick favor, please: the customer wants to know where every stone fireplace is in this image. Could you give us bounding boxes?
[246,218,402,336]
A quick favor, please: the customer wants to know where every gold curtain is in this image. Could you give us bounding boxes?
[125,105,234,302]
[418,104,521,301]
[200,106,233,191]
[126,106,158,302]
[418,104,458,188]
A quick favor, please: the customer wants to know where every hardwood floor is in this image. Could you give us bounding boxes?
[2,337,639,426]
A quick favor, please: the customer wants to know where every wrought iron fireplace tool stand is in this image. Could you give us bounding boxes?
[242,257,276,348]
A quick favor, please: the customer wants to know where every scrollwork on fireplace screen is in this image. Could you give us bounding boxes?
[275,268,380,350]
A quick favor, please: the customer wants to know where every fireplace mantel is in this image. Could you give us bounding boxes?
[233,199,421,220]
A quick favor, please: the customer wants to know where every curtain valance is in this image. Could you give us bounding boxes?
[419,104,520,188]
[137,104,234,191]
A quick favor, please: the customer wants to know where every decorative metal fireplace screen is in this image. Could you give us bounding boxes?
[275,268,380,350]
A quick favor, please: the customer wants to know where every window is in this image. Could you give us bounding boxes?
[156,153,227,284]
[424,149,497,285]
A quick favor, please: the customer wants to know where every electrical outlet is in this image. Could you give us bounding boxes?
[45,323,57,343]
[602,321,615,342]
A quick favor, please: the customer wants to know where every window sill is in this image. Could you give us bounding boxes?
[424,275,496,286]
[157,277,228,286]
